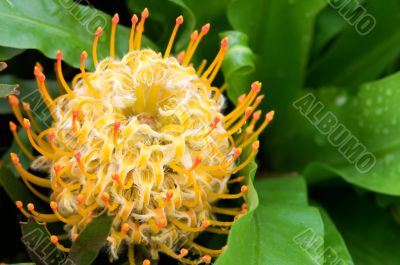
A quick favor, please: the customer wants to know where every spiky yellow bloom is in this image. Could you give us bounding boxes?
[8,9,274,264]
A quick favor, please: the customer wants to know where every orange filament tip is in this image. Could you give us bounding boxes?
[177,51,185,62]
[166,191,173,201]
[194,156,202,165]
[121,223,130,233]
[241,185,249,194]
[35,62,43,72]
[253,110,262,121]
[72,233,79,241]
[38,73,46,83]
[256,95,265,103]
[221,37,229,49]
[102,193,110,204]
[50,235,58,244]
[50,201,58,210]
[33,67,41,77]
[112,14,119,24]
[10,153,20,164]
[202,23,210,34]
[233,148,242,159]
[142,260,151,265]
[142,8,149,18]
[202,255,212,264]
[77,194,85,205]
[81,51,88,61]
[74,152,82,163]
[157,218,166,228]
[245,107,253,119]
[212,116,220,127]
[176,15,184,25]
[72,110,79,119]
[252,141,260,151]
[9,121,16,131]
[180,248,188,257]
[56,50,63,61]
[23,118,31,130]
[114,121,121,131]
[53,164,61,174]
[202,220,210,228]
[266,110,275,121]
[237,94,246,105]
[27,203,34,212]
[48,131,55,142]
[22,102,30,111]
[16,201,23,209]
[95,27,103,36]
[112,173,120,182]
[132,15,138,24]
[191,30,199,41]
[251,81,262,93]
[8,95,19,106]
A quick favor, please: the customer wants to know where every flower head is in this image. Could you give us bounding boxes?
[9,9,273,264]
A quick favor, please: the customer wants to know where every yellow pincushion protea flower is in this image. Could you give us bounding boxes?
[8,9,274,265]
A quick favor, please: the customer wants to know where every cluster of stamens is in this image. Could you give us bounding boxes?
[8,8,274,265]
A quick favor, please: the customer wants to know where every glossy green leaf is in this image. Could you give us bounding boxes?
[311,7,348,59]
[0,0,156,70]
[317,189,400,265]
[216,175,325,265]
[272,71,400,195]
[227,0,327,130]
[220,31,256,104]
[308,0,400,88]
[0,46,25,60]
[20,220,66,265]
[255,175,308,205]
[317,206,354,265]
[68,215,113,265]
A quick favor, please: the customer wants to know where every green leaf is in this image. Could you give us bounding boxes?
[311,7,348,59]
[316,206,354,265]
[273,71,400,195]
[219,31,256,104]
[68,215,113,265]
[227,0,327,129]
[0,0,156,70]
[308,0,400,88]
[0,46,25,60]
[316,189,400,265]
[216,175,324,265]
[20,220,66,265]
[255,175,308,206]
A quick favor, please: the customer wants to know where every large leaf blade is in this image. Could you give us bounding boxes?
[0,0,156,70]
